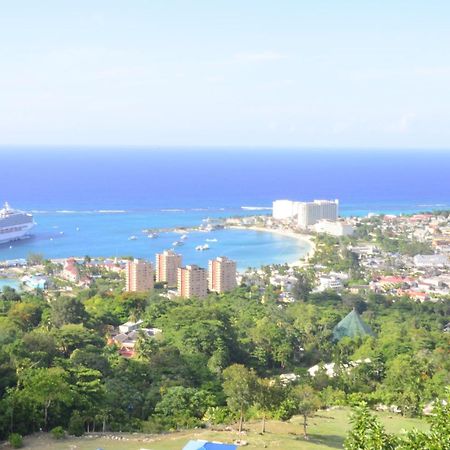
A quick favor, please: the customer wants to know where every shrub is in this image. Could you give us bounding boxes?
[51,426,65,439]
[8,433,23,448]
[203,406,235,425]
[68,411,84,436]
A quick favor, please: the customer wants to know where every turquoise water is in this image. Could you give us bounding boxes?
[0,279,20,291]
[1,148,449,269]
[0,210,310,270]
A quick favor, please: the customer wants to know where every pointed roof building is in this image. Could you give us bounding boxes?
[332,309,374,341]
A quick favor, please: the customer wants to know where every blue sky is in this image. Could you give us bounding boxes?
[1,1,450,148]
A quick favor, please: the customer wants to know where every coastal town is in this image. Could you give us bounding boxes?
[2,198,450,307]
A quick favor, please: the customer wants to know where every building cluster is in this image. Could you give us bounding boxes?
[125,250,237,298]
[345,213,450,300]
[272,198,354,235]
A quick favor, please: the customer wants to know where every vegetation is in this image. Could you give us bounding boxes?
[0,274,448,443]
[345,394,450,449]
[8,433,23,448]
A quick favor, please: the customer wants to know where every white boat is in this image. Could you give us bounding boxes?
[195,244,210,251]
[0,202,35,245]
[128,235,138,241]
[205,238,218,242]
[172,241,184,246]
[148,233,158,239]
[180,234,188,240]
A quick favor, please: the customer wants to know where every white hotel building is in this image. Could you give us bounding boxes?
[272,199,339,229]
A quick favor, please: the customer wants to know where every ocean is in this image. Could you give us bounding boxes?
[1,148,449,268]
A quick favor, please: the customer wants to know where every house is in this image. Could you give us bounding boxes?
[111,320,162,358]
[61,258,80,283]
[21,275,48,290]
[119,319,144,334]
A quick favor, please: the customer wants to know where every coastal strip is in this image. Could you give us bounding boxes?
[227,225,315,267]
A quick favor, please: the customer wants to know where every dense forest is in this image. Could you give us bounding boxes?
[0,274,448,446]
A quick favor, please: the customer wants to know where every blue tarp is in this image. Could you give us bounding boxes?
[182,440,237,450]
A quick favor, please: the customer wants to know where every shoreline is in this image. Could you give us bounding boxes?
[0,225,316,271]
[227,225,315,267]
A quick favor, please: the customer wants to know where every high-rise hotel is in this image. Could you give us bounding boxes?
[297,199,339,229]
[272,199,339,229]
[208,256,237,293]
[177,265,208,298]
[156,250,182,287]
[125,259,154,292]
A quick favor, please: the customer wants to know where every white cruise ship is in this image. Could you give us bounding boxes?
[0,202,35,245]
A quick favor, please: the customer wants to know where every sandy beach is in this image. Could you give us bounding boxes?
[227,225,315,267]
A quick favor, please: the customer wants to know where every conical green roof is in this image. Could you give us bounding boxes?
[333,309,374,341]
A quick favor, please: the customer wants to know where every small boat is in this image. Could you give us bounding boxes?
[195,244,210,251]
[76,227,80,231]
[128,236,138,241]
[206,238,217,242]
[148,233,158,239]
[59,231,64,235]
[172,241,184,246]
[180,234,188,240]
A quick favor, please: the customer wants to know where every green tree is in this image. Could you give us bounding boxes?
[292,272,312,301]
[8,302,42,330]
[344,403,398,450]
[50,296,87,327]
[255,378,283,433]
[222,364,257,433]
[290,385,321,440]
[19,368,72,430]
[154,386,214,429]
[26,253,44,266]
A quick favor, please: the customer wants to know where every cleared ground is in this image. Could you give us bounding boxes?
[12,408,429,450]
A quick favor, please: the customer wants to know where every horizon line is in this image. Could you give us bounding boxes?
[1,145,450,152]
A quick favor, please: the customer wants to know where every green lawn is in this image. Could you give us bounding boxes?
[14,408,429,450]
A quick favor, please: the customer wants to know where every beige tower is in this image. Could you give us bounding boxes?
[208,256,237,293]
[125,259,154,292]
[156,250,182,287]
[177,265,208,298]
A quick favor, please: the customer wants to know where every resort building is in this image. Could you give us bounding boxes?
[156,250,182,287]
[178,265,208,298]
[313,219,354,236]
[61,258,80,283]
[125,259,154,292]
[208,256,237,293]
[297,199,339,229]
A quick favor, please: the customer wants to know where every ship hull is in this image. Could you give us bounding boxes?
[0,222,35,245]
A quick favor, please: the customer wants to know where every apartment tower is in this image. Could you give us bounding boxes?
[177,265,208,298]
[126,259,154,292]
[208,256,237,293]
[297,199,339,229]
[156,250,182,287]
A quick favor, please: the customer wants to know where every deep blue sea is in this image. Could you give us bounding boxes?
[1,148,449,269]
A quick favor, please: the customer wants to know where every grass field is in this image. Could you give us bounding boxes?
[13,408,429,450]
